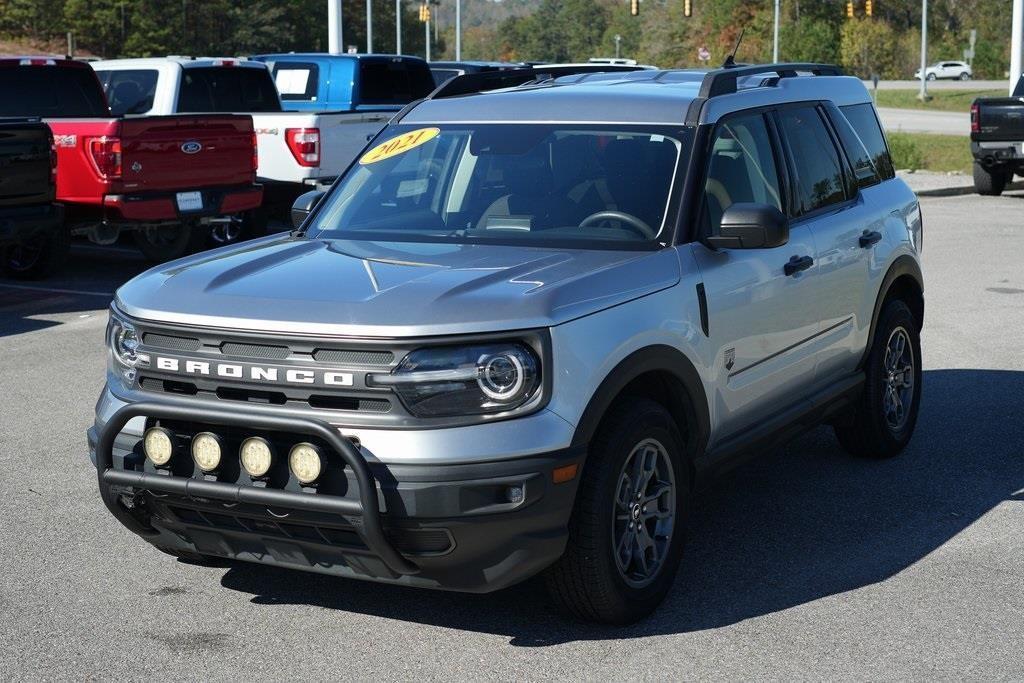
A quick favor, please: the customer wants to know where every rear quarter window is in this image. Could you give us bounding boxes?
[358,60,436,105]
[839,103,895,180]
[97,69,158,115]
[272,62,319,101]
[0,65,108,117]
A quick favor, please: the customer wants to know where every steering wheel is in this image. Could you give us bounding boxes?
[579,210,656,240]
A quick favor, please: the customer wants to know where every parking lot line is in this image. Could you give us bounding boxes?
[0,282,114,297]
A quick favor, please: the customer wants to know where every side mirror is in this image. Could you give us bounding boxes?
[706,202,789,250]
[291,190,326,230]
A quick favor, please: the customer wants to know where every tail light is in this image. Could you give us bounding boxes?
[285,128,320,167]
[970,103,980,134]
[87,136,122,179]
[251,131,259,172]
[47,131,57,185]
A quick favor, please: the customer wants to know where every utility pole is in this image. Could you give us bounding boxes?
[455,0,461,60]
[772,0,780,63]
[918,0,929,101]
[1012,0,1023,94]
[328,0,343,54]
[396,0,402,54]
[614,34,621,59]
[425,12,430,61]
[367,0,374,53]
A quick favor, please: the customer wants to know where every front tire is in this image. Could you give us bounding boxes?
[834,299,922,458]
[973,162,1008,196]
[544,399,688,624]
[926,73,937,81]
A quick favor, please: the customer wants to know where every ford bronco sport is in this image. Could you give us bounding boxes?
[89,63,924,624]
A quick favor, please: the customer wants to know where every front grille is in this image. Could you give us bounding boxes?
[313,349,394,366]
[220,341,289,360]
[143,332,200,351]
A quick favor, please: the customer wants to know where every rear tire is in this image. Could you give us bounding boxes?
[544,399,689,624]
[973,162,1008,196]
[1,226,69,280]
[133,223,207,263]
[834,299,922,458]
[959,71,971,80]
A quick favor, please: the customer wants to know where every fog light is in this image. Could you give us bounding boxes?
[191,432,222,472]
[240,437,273,478]
[143,427,175,467]
[505,485,524,504]
[288,442,323,484]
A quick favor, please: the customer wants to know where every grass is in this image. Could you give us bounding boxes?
[874,89,1005,112]
[887,132,972,174]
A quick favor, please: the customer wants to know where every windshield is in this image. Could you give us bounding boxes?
[310,124,687,247]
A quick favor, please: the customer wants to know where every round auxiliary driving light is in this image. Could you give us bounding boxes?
[240,437,273,478]
[288,443,323,485]
[143,427,175,467]
[191,432,223,472]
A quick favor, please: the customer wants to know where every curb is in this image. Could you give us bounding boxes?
[912,181,1024,198]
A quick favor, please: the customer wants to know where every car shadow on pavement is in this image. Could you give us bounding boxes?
[218,368,1024,646]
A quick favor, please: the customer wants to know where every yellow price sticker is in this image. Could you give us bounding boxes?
[359,127,440,165]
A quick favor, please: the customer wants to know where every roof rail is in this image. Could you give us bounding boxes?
[697,62,844,98]
[429,64,646,99]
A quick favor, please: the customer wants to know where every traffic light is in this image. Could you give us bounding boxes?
[418,3,430,21]
[683,0,692,17]
[846,1,854,17]
[865,0,872,16]
[630,0,639,16]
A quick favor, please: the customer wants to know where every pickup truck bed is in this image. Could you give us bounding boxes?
[1,57,263,262]
[0,118,64,278]
[970,77,1024,195]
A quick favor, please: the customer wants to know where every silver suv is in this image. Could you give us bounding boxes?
[89,63,924,624]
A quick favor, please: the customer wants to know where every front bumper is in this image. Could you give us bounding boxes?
[0,201,62,244]
[102,184,263,222]
[89,400,583,593]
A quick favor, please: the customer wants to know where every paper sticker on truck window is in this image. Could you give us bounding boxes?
[360,128,440,165]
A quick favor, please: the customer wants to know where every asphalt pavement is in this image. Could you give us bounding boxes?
[2,192,1023,679]
[876,107,970,136]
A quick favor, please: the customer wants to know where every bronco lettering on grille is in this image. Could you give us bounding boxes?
[153,356,354,386]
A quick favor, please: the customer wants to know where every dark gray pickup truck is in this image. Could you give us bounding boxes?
[970,77,1024,195]
[0,118,64,278]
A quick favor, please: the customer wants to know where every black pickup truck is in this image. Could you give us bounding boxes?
[970,77,1024,196]
[0,119,64,278]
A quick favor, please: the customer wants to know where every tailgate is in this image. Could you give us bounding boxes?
[973,98,1024,141]
[117,115,254,192]
[0,122,53,207]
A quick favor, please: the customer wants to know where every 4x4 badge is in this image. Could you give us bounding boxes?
[724,348,735,371]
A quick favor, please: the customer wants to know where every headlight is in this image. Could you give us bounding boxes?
[369,343,541,418]
[106,309,148,387]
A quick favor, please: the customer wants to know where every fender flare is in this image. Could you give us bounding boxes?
[860,255,925,368]
[570,345,711,461]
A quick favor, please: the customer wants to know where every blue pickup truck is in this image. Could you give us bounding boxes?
[251,53,435,112]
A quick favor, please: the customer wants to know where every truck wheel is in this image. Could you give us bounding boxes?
[973,162,1007,196]
[544,399,688,624]
[834,299,922,459]
[133,223,207,263]
[1,227,69,280]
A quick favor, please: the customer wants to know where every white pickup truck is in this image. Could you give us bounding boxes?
[91,57,398,244]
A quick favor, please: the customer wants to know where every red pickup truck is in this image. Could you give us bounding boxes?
[0,58,262,261]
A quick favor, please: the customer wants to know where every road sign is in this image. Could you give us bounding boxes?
[698,46,710,62]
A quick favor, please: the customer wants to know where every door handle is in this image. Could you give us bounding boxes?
[859,230,882,248]
[784,254,814,276]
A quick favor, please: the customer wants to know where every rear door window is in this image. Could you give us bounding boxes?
[272,62,320,101]
[839,103,895,180]
[824,103,879,189]
[776,106,847,215]
[97,69,158,115]
[358,60,436,105]
[0,65,108,117]
[177,67,281,113]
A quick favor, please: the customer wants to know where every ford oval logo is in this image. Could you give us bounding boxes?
[180,140,202,154]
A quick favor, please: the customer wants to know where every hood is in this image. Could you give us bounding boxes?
[115,236,681,337]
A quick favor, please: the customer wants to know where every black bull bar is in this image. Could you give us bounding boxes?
[95,400,419,576]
